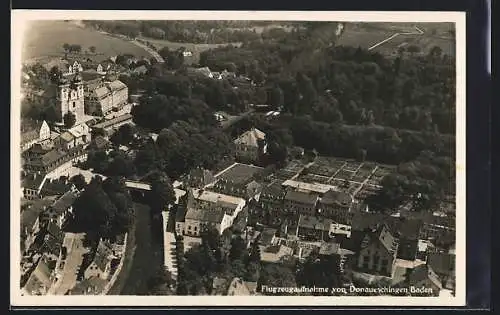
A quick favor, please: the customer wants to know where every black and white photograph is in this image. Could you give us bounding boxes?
[11,10,466,306]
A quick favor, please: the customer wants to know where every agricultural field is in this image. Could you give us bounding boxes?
[337,22,455,57]
[22,20,152,63]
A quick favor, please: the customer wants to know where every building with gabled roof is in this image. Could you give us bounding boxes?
[296,215,333,242]
[181,189,246,236]
[284,189,319,216]
[83,239,115,280]
[318,189,353,224]
[21,120,51,152]
[406,264,442,296]
[234,128,267,161]
[21,255,56,296]
[355,224,399,277]
[86,79,128,116]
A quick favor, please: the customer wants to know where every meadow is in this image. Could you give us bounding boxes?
[337,22,455,57]
[22,21,151,63]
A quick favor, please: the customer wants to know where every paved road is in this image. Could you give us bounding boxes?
[50,233,89,295]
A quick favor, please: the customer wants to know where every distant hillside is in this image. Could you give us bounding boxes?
[22,20,151,63]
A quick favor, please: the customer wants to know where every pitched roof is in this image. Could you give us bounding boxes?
[351,212,388,231]
[234,128,266,147]
[21,198,56,231]
[192,189,245,207]
[261,182,285,198]
[49,191,78,215]
[284,190,319,205]
[22,173,46,191]
[408,265,442,289]
[320,189,353,207]
[375,224,398,254]
[298,215,333,231]
[41,178,74,196]
[93,86,110,98]
[22,256,54,294]
[427,253,455,276]
[260,244,294,263]
[227,277,252,296]
[184,207,225,224]
[107,80,127,91]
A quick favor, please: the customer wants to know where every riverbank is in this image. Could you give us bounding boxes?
[106,208,138,295]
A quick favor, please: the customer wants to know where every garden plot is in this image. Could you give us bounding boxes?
[275,169,296,181]
[297,174,331,185]
[308,164,339,177]
[343,161,363,172]
[336,170,356,181]
[356,185,381,200]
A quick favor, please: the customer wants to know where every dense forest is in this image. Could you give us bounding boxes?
[82,20,302,44]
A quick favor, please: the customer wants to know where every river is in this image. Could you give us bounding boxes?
[114,202,165,295]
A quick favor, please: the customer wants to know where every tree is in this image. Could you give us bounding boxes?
[49,66,62,84]
[149,172,176,214]
[70,174,87,190]
[62,43,70,53]
[259,264,297,295]
[63,112,76,129]
[89,46,97,54]
[269,86,284,107]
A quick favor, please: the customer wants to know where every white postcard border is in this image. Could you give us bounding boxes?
[11,10,466,307]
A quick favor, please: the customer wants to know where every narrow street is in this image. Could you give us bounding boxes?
[49,233,89,295]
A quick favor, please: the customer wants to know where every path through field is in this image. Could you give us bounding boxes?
[367,26,424,51]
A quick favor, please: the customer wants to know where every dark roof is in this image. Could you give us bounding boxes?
[46,221,64,241]
[261,182,285,198]
[427,253,455,276]
[320,190,352,207]
[93,136,110,149]
[259,228,277,245]
[185,207,225,223]
[397,219,423,240]
[21,198,55,231]
[351,212,388,231]
[49,191,78,215]
[298,215,332,231]
[408,265,442,288]
[175,204,187,223]
[216,163,263,185]
[22,173,46,190]
[41,179,74,196]
[188,167,216,187]
[374,224,398,254]
[284,190,318,205]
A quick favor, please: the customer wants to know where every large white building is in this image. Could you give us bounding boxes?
[177,189,246,236]
[86,80,128,116]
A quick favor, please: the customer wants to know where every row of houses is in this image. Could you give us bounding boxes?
[20,187,127,295]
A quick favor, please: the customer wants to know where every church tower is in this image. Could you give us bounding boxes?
[57,74,85,126]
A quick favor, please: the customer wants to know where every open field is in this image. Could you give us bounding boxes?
[137,36,242,65]
[337,22,455,57]
[22,21,151,63]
